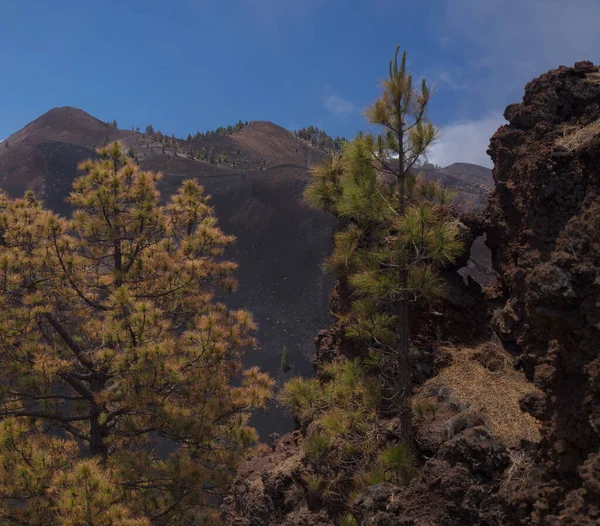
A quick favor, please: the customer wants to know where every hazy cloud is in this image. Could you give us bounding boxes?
[441,0,600,104]
[323,95,356,117]
[429,0,599,168]
[429,111,505,168]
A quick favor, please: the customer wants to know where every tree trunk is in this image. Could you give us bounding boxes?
[90,415,109,460]
[397,272,413,446]
[396,126,413,446]
[89,373,109,460]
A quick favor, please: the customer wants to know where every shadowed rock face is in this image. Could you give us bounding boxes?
[221,63,600,526]
[485,61,600,524]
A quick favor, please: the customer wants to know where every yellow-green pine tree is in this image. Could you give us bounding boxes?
[305,46,462,446]
[0,142,274,524]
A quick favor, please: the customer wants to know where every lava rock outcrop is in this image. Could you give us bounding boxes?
[484,60,600,524]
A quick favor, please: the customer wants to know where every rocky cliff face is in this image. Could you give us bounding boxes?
[484,60,600,524]
[222,62,600,525]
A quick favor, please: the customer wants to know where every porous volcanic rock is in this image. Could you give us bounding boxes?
[484,60,600,524]
[223,61,600,526]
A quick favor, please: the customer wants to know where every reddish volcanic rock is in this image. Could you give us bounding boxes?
[484,61,600,524]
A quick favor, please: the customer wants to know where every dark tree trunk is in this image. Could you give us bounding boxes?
[90,415,109,459]
[397,272,413,446]
[396,127,413,447]
[89,373,109,460]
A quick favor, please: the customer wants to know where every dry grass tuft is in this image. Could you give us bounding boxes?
[416,344,541,447]
[587,71,600,82]
[557,118,600,151]
[499,449,537,503]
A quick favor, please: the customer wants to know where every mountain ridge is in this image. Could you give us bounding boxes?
[0,107,495,436]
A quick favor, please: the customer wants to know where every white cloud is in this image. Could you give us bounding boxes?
[429,111,506,168]
[428,0,600,168]
[323,95,356,117]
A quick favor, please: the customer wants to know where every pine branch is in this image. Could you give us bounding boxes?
[5,410,90,423]
[43,313,95,371]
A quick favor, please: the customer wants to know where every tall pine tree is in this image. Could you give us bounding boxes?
[305,46,462,446]
[0,142,273,523]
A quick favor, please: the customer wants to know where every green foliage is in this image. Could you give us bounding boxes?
[279,377,326,425]
[343,300,396,343]
[304,46,464,448]
[295,126,347,152]
[280,359,382,511]
[414,400,438,418]
[339,514,359,526]
[303,473,324,495]
[319,408,351,437]
[325,224,363,273]
[189,120,248,142]
[379,443,417,484]
[279,359,379,431]
[281,345,291,372]
[362,466,387,485]
[304,432,330,460]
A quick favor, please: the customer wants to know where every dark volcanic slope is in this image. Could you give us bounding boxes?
[7,106,113,147]
[158,164,336,435]
[0,108,336,436]
[0,107,494,435]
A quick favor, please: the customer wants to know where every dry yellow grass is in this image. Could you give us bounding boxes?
[557,118,600,151]
[588,71,600,82]
[416,344,542,447]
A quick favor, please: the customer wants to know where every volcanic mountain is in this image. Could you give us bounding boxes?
[0,107,494,434]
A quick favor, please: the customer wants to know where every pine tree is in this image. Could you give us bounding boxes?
[304,46,462,446]
[0,142,274,523]
[281,346,291,373]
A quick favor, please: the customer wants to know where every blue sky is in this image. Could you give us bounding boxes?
[1,0,599,167]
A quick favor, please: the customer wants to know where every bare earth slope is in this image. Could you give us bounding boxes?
[0,109,336,436]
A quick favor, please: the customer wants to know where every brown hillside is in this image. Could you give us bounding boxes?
[230,121,325,168]
[0,107,336,437]
[0,107,495,436]
[421,162,493,210]
[7,106,115,147]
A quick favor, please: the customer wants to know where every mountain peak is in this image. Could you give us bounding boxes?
[7,106,112,148]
